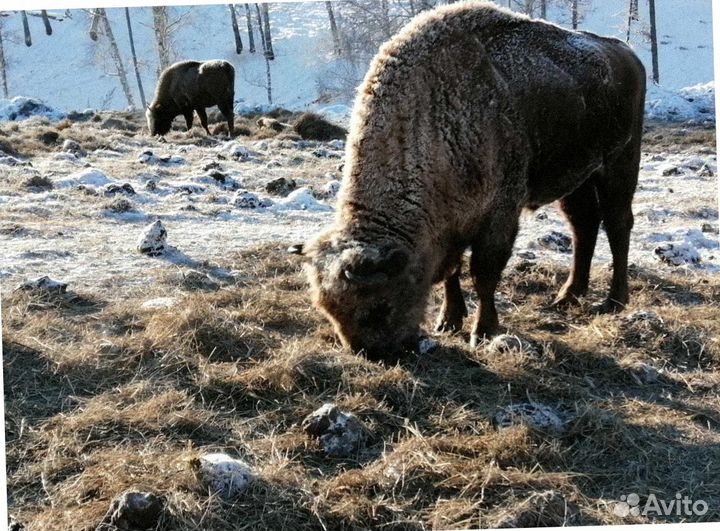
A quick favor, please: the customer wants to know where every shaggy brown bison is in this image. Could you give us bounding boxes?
[295,2,646,358]
[146,60,235,136]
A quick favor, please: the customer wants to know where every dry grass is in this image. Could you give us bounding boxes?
[4,240,720,530]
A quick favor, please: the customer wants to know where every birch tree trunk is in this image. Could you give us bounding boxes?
[41,10,52,35]
[325,1,341,56]
[0,21,8,98]
[152,6,171,76]
[125,7,146,108]
[229,4,243,54]
[21,11,31,46]
[540,0,547,19]
[245,4,255,53]
[99,8,136,108]
[648,0,659,83]
[571,0,578,29]
[260,3,274,60]
[255,4,267,56]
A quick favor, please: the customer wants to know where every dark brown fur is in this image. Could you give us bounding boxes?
[146,60,235,136]
[302,2,646,358]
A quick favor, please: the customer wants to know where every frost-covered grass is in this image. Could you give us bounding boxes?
[1,115,719,529]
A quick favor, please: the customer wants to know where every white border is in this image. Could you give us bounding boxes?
[0,0,718,530]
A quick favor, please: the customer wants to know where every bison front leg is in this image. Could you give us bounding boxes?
[469,215,519,348]
[434,271,467,334]
[196,107,211,135]
[183,109,194,132]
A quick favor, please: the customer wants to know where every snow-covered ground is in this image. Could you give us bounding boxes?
[0,1,713,113]
[0,119,717,297]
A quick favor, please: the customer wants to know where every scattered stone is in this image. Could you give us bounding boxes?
[311,148,342,159]
[141,297,177,309]
[494,402,570,436]
[487,334,541,358]
[97,491,164,531]
[517,250,536,260]
[624,310,664,328]
[701,222,719,234]
[145,180,158,191]
[23,174,53,190]
[77,184,98,196]
[654,242,700,266]
[192,453,253,498]
[0,155,31,166]
[418,337,439,355]
[265,177,297,197]
[100,117,138,131]
[317,179,341,200]
[698,163,714,177]
[202,161,222,172]
[103,183,135,196]
[106,197,134,213]
[629,363,661,385]
[266,159,283,168]
[138,150,184,165]
[206,169,227,184]
[181,270,220,291]
[137,220,167,256]
[16,276,67,294]
[39,130,59,145]
[302,403,366,457]
[233,190,266,209]
[537,231,572,253]
[176,183,206,195]
[660,164,681,176]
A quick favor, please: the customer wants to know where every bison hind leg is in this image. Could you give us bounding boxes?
[552,178,601,308]
[434,270,468,334]
[218,102,234,136]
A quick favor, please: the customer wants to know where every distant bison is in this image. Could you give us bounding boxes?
[146,60,235,136]
[295,3,645,358]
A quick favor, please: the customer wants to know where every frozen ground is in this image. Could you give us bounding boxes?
[0,116,717,299]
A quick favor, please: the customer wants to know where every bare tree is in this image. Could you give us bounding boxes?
[152,6,172,75]
[97,8,136,108]
[21,11,31,46]
[0,18,8,97]
[260,3,274,60]
[626,0,638,42]
[125,7,146,108]
[40,10,52,35]
[229,4,243,54]
[540,0,547,19]
[254,4,267,56]
[89,8,101,41]
[572,0,578,28]
[648,0,659,83]
[244,4,255,53]
[326,1,342,56]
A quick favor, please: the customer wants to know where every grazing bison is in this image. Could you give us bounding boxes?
[294,2,646,359]
[146,60,235,136]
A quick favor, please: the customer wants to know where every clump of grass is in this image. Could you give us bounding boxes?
[23,174,53,190]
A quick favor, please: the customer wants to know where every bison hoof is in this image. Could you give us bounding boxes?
[590,298,626,314]
[434,317,463,334]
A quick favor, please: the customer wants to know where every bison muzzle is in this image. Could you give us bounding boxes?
[296,2,646,359]
[146,60,235,137]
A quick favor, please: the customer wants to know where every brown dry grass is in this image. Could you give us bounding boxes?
[4,241,720,530]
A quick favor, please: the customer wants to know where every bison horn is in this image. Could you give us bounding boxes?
[287,243,304,255]
[343,269,389,285]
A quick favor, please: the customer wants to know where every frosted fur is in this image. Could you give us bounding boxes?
[305,1,646,357]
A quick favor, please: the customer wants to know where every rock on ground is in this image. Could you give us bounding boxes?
[302,403,366,457]
[137,220,167,256]
[654,242,701,265]
[494,402,571,436]
[16,276,67,295]
[96,491,165,531]
[194,453,254,498]
[487,334,540,358]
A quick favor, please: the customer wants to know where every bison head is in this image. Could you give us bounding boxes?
[298,233,427,359]
[146,103,172,136]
